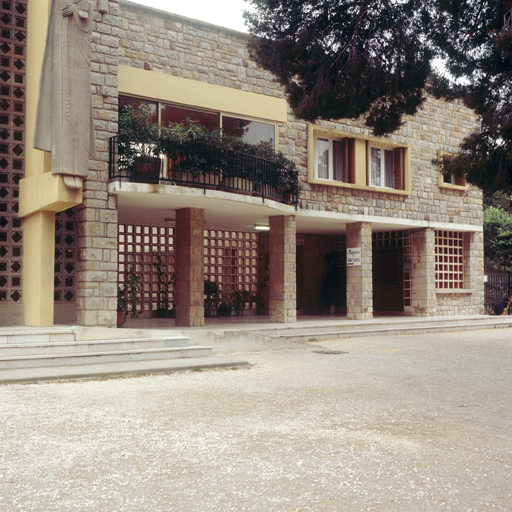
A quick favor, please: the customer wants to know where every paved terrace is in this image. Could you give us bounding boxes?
[1,328,511,511]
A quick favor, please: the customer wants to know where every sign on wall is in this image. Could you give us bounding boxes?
[347,247,361,266]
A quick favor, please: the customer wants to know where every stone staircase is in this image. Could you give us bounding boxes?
[247,315,512,343]
[0,328,250,384]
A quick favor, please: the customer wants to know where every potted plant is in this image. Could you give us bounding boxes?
[216,297,233,317]
[152,252,173,318]
[232,288,253,316]
[278,165,300,203]
[117,267,141,327]
[204,279,222,317]
[119,103,161,183]
[160,121,221,187]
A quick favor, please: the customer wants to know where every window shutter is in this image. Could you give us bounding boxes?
[347,138,355,184]
[393,148,403,190]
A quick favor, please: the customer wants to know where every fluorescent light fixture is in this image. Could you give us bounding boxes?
[254,225,270,231]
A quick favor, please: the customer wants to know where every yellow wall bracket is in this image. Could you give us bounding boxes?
[19,173,83,218]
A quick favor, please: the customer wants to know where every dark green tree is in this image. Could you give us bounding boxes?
[245,0,512,192]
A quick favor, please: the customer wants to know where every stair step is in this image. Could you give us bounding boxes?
[0,336,190,357]
[0,328,75,345]
[0,356,252,384]
[0,346,212,369]
[270,319,512,341]
[255,317,512,337]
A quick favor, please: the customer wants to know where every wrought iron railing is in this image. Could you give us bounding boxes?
[485,271,511,315]
[109,135,299,205]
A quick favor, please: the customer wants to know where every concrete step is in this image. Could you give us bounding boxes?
[0,336,190,357]
[267,317,512,342]
[0,345,213,369]
[0,327,75,345]
[0,356,252,384]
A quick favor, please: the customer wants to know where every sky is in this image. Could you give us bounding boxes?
[132,0,253,33]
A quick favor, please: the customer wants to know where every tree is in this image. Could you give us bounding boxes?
[245,0,512,192]
[483,205,512,270]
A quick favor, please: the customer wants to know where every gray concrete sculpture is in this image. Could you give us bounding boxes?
[34,0,95,189]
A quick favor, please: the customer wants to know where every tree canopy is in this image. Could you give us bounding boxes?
[244,0,512,193]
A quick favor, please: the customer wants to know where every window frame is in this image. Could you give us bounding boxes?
[437,150,467,191]
[313,135,345,182]
[307,125,411,195]
[368,144,395,189]
[119,95,277,150]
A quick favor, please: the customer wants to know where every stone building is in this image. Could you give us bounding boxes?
[1,0,484,328]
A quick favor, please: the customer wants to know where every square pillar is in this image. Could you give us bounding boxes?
[464,231,484,314]
[346,222,373,320]
[257,232,270,315]
[269,215,296,323]
[411,228,436,316]
[175,208,204,327]
[22,211,56,326]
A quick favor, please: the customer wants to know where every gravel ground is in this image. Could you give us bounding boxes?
[1,328,512,512]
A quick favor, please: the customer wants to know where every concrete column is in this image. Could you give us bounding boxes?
[411,228,436,316]
[346,222,372,320]
[269,215,296,323]
[75,194,118,327]
[464,231,484,314]
[175,208,205,327]
[257,232,270,315]
[22,212,55,326]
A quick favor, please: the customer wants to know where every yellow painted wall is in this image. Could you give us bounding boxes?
[119,66,288,124]
[26,0,51,176]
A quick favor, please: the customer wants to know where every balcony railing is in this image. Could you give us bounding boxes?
[109,135,299,205]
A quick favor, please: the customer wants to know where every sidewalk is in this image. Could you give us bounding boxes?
[1,328,511,511]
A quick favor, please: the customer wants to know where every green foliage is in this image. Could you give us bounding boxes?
[246,0,512,193]
[232,289,253,316]
[204,279,222,317]
[152,253,173,314]
[245,0,433,136]
[117,267,141,325]
[483,206,512,270]
[119,106,299,193]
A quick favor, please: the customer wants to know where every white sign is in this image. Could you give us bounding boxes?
[347,247,361,266]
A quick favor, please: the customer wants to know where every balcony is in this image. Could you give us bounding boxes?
[109,135,299,205]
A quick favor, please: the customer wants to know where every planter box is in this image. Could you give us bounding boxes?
[133,157,161,184]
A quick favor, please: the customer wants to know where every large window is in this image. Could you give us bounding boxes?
[369,145,395,189]
[222,116,275,146]
[119,96,275,147]
[435,230,464,289]
[308,126,409,193]
[315,137,344,181]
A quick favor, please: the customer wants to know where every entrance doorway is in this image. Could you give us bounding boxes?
[373,247,404,312]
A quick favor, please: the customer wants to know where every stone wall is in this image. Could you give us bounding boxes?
[75,0,120,326]
[118,2,482,231]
